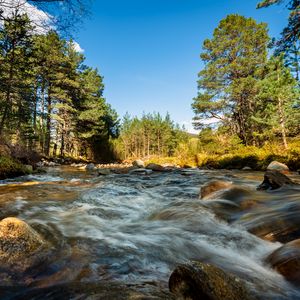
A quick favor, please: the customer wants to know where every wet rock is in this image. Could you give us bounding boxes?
[215,186,252,201]
[0,217,46,266]
[183,164,192,169]
[200,180,232,199]
[257,170,294,190]
[34,167,47,174]
[85,163,95,171]
[267,161,289,172]
[129,168,153,175]
[266,239,300,285]
[169,261,255,300]
[236,203,300,243]
[97,168,112,176]
[146,163,166,172]
[132,160,145,168]
[242,167,252,171]
[1,282,174,300]
[36,161,45,168]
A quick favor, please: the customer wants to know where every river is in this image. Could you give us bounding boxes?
[0,166,299,299]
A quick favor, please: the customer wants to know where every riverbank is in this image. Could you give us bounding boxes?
[134,144,300,172]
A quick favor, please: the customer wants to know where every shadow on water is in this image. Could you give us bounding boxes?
[0,166,299,299]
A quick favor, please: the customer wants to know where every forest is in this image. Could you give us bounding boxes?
[0,0,299,171]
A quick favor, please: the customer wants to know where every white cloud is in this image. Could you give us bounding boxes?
[0,0,51,33]
[1,1,84,51]
[72,41,84,53]
[180,117,221,134]
[180,120,200,135]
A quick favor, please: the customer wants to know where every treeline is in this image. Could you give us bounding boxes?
[192,14,300,149]
[0,14,118,161]
[114,113,188,160]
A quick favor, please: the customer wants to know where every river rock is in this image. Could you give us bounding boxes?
[169,261,254,300]
[257,170,294,190]
[146,163,165,172]
[267,161,289,172]
[85,163,95,171]
[132,160,145,168]
[0,217,46,266]
[200,180,232,199]
[242,166,252,171]
[236,202,300,243]
[98,168,112,176]
[129,168,153,175]
[266,239,300,285]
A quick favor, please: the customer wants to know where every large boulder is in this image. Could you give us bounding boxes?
[257,170,294,190]
[169,261,254,300]
[267,161,289,172]
[132,160,145,168]
[266,239,300,285]
[146,163,166,172]
[0,217,46,267]
[200,180,232,199]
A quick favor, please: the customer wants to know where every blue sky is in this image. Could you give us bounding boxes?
[76,0,288,132]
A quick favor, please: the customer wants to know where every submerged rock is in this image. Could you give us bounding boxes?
[0,217,46,266]
[169,261,255,300]
[236,202,300,243]
[200,180,232,199]
[267,161,289,172]
[266,239,300,285]
[97,168,112,176]
[257,170,294,190]
[146,163,166,172]
[132,160,145,168]
[129,168,153,175]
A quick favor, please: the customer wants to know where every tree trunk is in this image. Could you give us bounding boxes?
[0,43,15,135]
[277,70,288,150]
[278,96,288,150]
[40,81,46,153]
[45,88,52,156]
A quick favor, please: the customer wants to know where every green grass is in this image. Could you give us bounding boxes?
[142,140,300,171]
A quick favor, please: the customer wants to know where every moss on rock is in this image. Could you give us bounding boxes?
[0,156,30,179]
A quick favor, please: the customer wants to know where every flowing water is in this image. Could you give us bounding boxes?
[0,166,300,299]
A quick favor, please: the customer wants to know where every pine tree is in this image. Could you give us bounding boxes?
[192,14,269,145]
[254,55,300,148]
[76,67,119,161]
[0,14,34,138]
[258,0,300,81]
